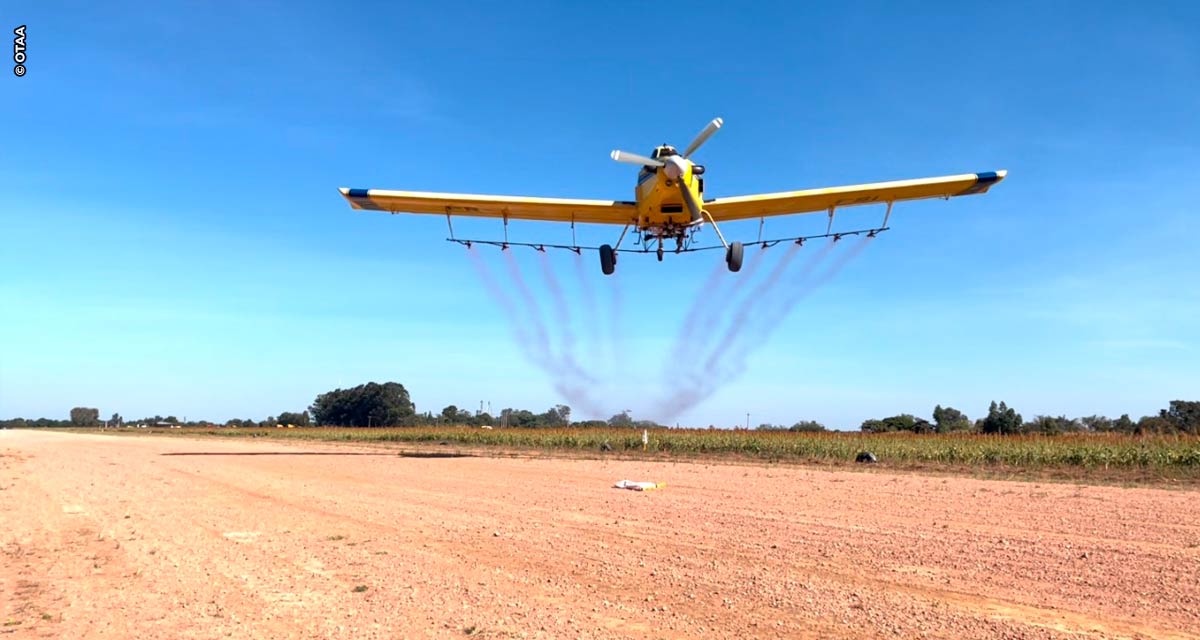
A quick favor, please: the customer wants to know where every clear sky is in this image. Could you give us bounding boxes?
[2,2,1197,428]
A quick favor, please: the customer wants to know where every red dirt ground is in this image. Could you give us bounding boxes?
[2,430,1198,639]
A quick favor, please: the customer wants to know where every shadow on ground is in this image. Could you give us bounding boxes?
[161,451,474,459]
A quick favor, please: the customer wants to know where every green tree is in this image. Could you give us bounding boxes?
[1161,400,1200,435]
[499,408,537,428]
[554,404,572,425]
[980,401,1022,435]
[1113,414,1135,433]
[310,382,416,427]
[608,411,634,428]
[932,405,971,433]
[1079,415,1113,432]
[860,419,886,433]
[70,407,100,427]
[1024,415,1080,435]
[789,420,826,432]
[277,411,310,427]
[860,414,928,433]
[1136,415,1175,435]
[534,405,571,427]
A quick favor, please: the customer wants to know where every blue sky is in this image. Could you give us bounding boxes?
[2,1,1197,428]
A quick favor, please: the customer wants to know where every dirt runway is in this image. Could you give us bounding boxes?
[2,430,1198,639]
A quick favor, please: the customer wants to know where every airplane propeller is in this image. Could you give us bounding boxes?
[657,156,703,223]
[677,176,703,223]
[610,150,663,167]
[609,117,724,223]
[681,117,723,159]
[608,117,723,167]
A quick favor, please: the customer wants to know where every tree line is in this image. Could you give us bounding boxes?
[0,410,313,430]
[2,381,1196,436]
[856,400,1200,436]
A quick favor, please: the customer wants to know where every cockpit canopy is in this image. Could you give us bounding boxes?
[650,145,678,160]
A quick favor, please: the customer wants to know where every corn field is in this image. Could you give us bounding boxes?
[153,426,1200,470]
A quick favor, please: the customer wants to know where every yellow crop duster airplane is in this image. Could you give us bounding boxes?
[340,118,1006,275]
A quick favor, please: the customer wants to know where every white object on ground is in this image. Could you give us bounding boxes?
[614,480,666,491]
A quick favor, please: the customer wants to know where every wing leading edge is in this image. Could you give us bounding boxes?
[339,188,638,225]
[704,170,1006,221]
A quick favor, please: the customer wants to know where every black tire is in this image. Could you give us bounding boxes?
[599,244,616,275]
[656,245,664,262]
[726,241,744,272]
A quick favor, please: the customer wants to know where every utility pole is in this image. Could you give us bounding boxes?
[746,413,750,430]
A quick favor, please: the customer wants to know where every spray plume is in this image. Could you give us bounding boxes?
[573,253,603,365]
[651,237,880,422]
[467,234,877,424]
[470,247,604,415]
[708,236,872,386]
[537,250,577,366]
[666,245,770,377]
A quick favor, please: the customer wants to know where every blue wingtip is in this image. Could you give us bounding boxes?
[958,171,1005,196]
[975,171,1000,185]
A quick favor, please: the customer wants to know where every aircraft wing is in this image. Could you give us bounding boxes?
[704,171,1006,221]
[339,188,639,225]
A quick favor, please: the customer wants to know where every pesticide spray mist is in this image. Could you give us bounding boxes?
[706,236,873,388]
[466,235,875,424]
[467,247,605,416]
[652,236,873,422]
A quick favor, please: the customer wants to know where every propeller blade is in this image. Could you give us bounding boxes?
[677,175,703,223]
[610,150,664,167]
[682,117,723,158]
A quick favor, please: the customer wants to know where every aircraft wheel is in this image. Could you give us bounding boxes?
[657,245,664,261]
[726,241,744,272]
[600,244,616,275]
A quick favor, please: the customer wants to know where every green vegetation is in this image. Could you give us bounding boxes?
[10,383,1200,480]
[853,401,1200,437]
[756,420,826,432]
[276,411,310,427]
[69,407,100,427]
[311,382,416,427]
[10,384,1197,440]
[147,425,1200,471]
